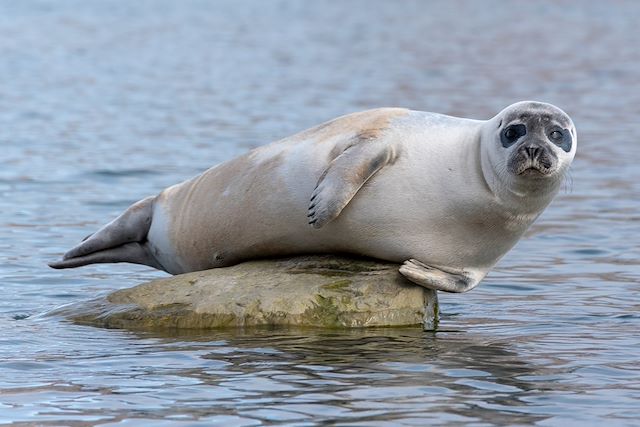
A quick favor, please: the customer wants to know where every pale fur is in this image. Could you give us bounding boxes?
[54,102,576,292]
[148,108,411,273]
[148,102,575,281]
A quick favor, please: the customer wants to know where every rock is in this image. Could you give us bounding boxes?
[51,256,439,330]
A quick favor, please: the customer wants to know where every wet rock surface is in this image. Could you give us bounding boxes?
[52,256,438,330]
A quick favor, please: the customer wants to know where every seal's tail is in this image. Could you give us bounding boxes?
[49,196,161,270]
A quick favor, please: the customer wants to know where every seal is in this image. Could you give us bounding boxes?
[49,101,577,292]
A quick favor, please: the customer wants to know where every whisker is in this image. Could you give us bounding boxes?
[563,167,574,194]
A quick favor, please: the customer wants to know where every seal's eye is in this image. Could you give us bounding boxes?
[500,124,526,147]
[549,128,572,153]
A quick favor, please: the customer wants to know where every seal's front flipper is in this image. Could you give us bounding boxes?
[308,141,398,228]
[399,259,479,293]
[48,196,157,269]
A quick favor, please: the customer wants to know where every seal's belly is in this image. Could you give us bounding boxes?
[328,214,522,272]
[152,156,527,274]
[323,175,527,271]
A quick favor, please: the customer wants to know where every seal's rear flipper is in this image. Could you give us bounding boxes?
[49,196,158,269]
[48,242,162,270]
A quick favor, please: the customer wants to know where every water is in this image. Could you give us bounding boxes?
[1,0,639,425]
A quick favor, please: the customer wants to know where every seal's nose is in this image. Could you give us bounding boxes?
[523,145,542,160]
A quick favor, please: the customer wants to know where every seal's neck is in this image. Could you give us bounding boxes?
[502,177,561,212]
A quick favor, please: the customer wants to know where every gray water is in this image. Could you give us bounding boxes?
[1,1,639,425]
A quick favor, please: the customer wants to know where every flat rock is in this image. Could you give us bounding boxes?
[51,256,439,330]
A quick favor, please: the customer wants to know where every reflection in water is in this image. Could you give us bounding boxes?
[1,0,639,425]
[2,323,552,425]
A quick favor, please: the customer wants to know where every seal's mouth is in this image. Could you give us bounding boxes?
[515,160,552,176]
[509,143,557,178]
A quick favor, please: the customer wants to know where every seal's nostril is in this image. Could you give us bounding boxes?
[524,145,541,159]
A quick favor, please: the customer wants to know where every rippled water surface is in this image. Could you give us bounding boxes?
[1,1,639,425]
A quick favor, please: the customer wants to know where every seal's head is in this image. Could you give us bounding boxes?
[485,101,576,195]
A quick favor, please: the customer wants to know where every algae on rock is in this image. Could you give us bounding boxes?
[51,255,438,330]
